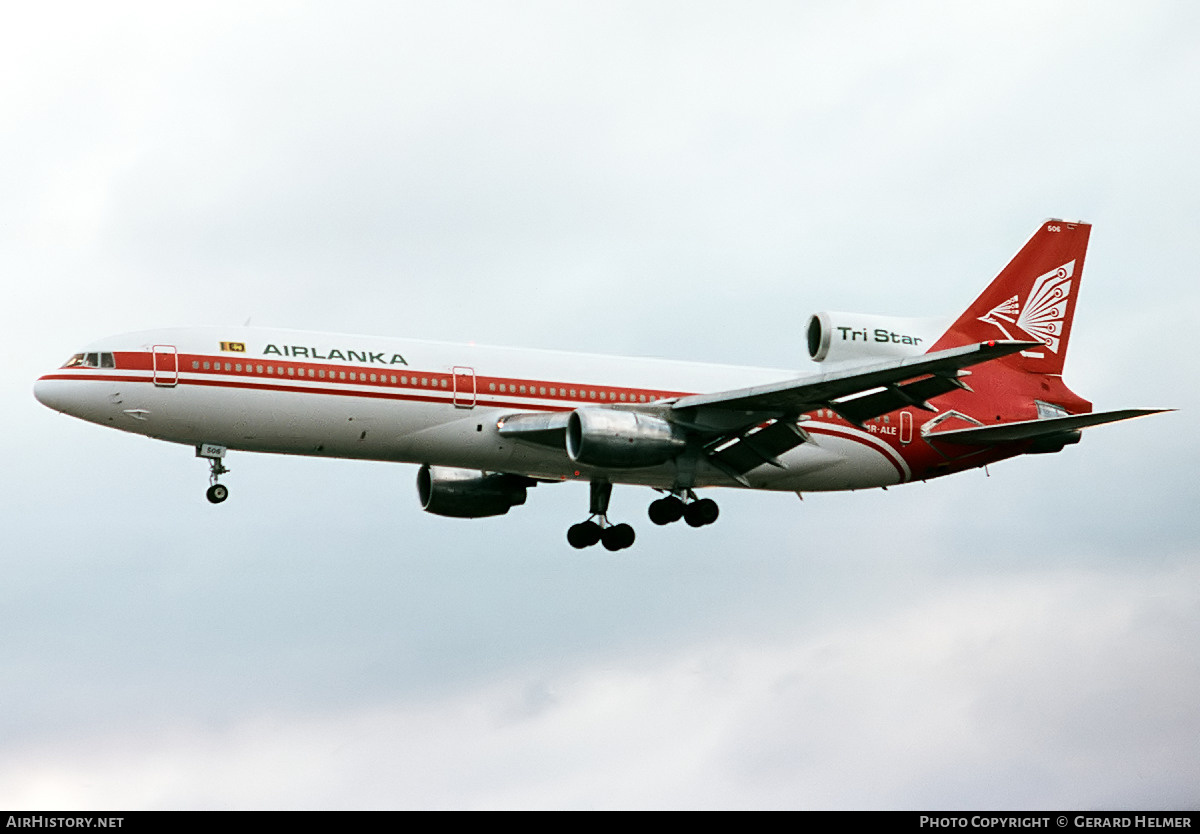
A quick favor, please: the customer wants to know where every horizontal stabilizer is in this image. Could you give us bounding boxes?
[925,408,1170,446]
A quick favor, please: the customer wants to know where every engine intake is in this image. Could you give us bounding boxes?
[566,408,686,469]
[806,311,949,363]
[417,465,529,518]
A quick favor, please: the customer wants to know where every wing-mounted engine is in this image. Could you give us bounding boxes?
[807,312,949,363]
[566,408,686,468]
[417,464,533,518]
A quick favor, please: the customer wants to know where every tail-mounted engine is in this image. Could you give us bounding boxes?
[806,312,949,363]
[417,465,530,518]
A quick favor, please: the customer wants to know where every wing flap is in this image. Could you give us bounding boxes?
[706,419,809,475]
[832,373,969,425]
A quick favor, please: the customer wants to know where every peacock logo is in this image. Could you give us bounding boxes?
[978,261,1075,355]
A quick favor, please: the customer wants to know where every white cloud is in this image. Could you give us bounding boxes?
[2,562,1194,809]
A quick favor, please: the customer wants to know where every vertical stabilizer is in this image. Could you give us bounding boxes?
[931,219,1091,377]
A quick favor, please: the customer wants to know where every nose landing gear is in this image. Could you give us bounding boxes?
[197,444,230,504]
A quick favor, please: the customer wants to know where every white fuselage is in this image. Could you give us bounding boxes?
[34,326,912,493]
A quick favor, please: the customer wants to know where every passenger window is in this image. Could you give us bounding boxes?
[192,361,200,370]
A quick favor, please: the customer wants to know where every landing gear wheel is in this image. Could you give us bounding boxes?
[569,480,637,551]
[206,484,229,504]
[684,497,719,527]
[648,496,685,525]
[601,523,635,551]
[567,520,603,549]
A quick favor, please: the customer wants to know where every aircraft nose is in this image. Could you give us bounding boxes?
[34,377,76,414]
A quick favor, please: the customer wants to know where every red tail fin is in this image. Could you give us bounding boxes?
[931,219,1091,377]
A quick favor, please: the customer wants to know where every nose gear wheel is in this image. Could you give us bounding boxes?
[202,452,230,504]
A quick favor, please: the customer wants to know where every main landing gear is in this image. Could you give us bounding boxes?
[567,484,722,550]
[648,491,719,528]
[567,480,636,551]
[197,444,230,504]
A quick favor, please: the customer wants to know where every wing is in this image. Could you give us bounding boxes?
[496,340,1037,484]
[669,339,1038,483]
[671,340,1035,418]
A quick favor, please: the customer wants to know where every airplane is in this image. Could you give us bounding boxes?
[34,220,1166,550]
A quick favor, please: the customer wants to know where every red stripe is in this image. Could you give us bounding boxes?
[108,351,683,405]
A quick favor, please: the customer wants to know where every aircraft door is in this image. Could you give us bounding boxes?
[152,345,179,387]
[899,410,913,444]
[452,366,476,409]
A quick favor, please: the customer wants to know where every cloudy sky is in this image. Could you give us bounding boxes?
[3,0,1198,810]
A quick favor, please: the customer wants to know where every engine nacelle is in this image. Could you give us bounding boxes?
[566,408,686,469]
[417,465,528,518]
[806,311,949,363]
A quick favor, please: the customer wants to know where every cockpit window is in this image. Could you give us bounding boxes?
[61,352,115,369]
